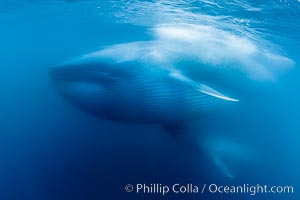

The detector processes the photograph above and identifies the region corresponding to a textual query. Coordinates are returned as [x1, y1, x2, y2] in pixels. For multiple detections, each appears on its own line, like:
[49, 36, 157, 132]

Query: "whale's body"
[50, 40, 240, 178]
[50, 25, 293, 178]
[51, 57, 235, 125]
[51, 25, 293, 119]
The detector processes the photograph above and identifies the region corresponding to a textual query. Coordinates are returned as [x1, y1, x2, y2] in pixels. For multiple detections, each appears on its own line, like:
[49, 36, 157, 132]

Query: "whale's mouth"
[49, 60, 135, 115]
[50, 62, 119, 85]
[49, 62, 115, 115]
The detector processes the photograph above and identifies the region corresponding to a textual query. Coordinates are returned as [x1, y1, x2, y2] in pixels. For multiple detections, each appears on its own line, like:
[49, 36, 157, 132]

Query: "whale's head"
[50, 58, 137, 118]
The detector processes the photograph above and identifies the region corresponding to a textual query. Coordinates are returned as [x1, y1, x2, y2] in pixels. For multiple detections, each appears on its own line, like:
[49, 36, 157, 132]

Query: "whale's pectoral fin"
[197, 84, 239, 102]
[204, 138, 236, 178]
[170, 70, 239, 102]
[210, 153, 235, 178]
[161, 122, 247, 178]
[204, 138, 255, 179]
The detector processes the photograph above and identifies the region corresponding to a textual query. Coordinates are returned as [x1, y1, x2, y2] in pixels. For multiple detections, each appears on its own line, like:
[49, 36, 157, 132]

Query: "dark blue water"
[0, 0, 299, 199]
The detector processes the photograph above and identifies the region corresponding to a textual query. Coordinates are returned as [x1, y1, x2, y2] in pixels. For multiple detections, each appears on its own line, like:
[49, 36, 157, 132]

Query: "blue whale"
[50, 55, 238, 124]
[50, 25, 293, 178]
[50, 43, 240, 178]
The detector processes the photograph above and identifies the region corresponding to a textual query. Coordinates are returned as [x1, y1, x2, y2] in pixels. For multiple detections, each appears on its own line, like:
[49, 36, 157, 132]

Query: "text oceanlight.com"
[124, 183, 294, 196]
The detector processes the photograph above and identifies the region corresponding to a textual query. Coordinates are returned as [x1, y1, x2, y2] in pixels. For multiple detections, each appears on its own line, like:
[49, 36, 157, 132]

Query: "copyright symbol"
[125, 184, 134, 193]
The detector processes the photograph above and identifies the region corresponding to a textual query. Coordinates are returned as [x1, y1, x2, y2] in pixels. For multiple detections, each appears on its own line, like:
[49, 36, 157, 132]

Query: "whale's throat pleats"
[97, 69, 237, 124]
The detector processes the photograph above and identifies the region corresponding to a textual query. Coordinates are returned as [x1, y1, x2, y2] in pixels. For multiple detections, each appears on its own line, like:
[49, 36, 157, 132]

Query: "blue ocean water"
[0, 0, 299, 199]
